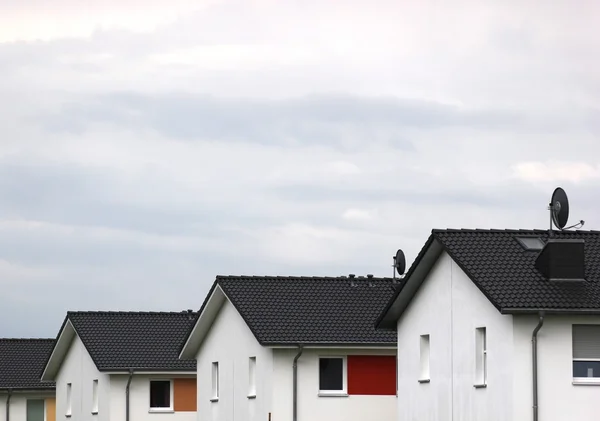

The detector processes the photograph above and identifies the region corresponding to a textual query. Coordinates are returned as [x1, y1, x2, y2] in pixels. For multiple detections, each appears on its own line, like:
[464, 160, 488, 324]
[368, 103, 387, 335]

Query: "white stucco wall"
[271, 348, 397, 421]
[0, 392, 55, 421]
[195, 299, 273, 421]
[55, 335, 110, 421]
[513, 314, 600, 421]
[396, 252, 514, 421]
[109, 374, 197, 421]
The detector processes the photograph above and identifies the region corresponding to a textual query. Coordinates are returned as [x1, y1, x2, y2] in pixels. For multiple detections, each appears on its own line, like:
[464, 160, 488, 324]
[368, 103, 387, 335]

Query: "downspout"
[292, 345, 304, 421]
[532, 312, 545, 421]
[126, 370, 134, 421]
[5, 389, 12, 421]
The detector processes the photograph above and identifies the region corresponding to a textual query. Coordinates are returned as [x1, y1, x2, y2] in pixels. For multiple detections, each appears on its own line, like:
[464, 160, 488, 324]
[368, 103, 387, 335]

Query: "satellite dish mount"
[547, 187, 584, 235]
[392, 249, 406, 281]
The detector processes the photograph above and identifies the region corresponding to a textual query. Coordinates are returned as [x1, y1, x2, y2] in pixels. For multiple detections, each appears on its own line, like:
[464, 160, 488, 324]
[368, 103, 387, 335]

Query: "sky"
[1, 0, 599, 337]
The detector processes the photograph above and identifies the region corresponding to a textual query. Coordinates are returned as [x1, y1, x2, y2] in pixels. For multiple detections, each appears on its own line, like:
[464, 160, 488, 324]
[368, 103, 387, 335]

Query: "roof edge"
[501, 308, 600, 315]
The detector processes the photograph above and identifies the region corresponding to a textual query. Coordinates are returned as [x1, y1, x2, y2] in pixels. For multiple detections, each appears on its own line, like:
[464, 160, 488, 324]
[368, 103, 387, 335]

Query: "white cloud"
[342, 208, 376, 221]
[512, 161, 600, 184]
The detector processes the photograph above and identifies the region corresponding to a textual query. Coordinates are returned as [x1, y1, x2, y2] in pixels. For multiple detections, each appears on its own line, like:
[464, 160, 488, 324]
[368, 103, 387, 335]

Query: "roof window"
[515, 236, 545, 251]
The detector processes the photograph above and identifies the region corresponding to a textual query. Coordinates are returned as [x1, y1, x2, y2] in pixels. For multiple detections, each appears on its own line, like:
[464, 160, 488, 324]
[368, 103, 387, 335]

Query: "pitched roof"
[182, 275, 398, 354]
[0, 339, 56, 390]
[45, 311, 197, 376]
[377, 229, 600, 328]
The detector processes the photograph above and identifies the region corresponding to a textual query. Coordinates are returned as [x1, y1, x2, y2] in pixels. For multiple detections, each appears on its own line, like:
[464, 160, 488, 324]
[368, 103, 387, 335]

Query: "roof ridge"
[433, 228, 600, 234]
[0, 338, 55, 341]
[216, 275, 395, 280]
[67, 310, 197, 315]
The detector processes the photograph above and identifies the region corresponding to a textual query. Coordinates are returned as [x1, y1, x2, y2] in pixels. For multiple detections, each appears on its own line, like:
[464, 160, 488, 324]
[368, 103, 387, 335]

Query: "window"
[573, 324, 600, 382]
[475, 327, 487, 386]
[211, 362, 219, 401]
[66, 383, 72, 417]
[27, 399, 45, 421]
[419, 334, 430, 382]
[318, 356, 347, 395]
[92, 379, 99, 414]
[149, 380, 172, 410]
[248, 357, 257, 397]
[515, 236, 545, 251]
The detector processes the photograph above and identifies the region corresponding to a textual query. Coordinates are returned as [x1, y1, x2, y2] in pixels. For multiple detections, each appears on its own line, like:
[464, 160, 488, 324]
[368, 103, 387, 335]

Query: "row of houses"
[1, 228, 600, 421]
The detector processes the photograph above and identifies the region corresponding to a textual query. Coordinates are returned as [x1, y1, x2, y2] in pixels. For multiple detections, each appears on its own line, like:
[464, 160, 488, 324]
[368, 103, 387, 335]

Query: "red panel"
[347, 355, 396, 395]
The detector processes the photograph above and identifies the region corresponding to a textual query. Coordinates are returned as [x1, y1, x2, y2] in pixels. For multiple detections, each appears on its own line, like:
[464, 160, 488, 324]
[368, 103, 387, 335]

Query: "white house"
[41, 311, 198, 421]
[179, 275, 399, 421]
[0, 339, 56, 421]
[376, 228, 600, 421]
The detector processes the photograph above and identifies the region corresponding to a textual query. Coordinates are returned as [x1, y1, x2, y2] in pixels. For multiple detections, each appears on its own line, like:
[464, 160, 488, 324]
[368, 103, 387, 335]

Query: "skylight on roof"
[515, 236, 545, 251]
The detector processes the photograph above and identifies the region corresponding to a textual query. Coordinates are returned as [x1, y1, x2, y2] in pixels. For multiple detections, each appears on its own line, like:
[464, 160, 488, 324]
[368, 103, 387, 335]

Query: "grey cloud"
[37, 93, 526, 149]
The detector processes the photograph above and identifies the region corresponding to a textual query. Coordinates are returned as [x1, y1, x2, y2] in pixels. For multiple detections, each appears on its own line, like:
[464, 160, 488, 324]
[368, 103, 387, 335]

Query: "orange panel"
[347, 355, 396, 395]
[45, 397, 56, 421]
[173, 378, 197, 412]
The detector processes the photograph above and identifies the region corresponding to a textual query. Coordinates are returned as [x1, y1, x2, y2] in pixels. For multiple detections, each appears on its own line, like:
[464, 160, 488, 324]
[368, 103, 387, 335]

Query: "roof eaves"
[375, 232, 437, 329]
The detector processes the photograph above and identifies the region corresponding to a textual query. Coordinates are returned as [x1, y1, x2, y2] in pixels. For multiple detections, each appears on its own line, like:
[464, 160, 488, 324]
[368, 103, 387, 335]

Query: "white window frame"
[474, 327, 487, 387]
[248, 356, 257, 398]
[66, 383, 72, 417]
[92, 379, 99, 414]
[418, 334, 430, 383]
[317, 355, 347, 396]
[572, 324, 600, 384]
[148, 379, 174, 412]
[211, 362, 219, 401]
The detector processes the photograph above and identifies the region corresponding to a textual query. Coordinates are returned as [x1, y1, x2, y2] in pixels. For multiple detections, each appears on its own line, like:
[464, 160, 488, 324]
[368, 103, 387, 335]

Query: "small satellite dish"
[550, 187, 569, 229]
[394, 249, 406, 276]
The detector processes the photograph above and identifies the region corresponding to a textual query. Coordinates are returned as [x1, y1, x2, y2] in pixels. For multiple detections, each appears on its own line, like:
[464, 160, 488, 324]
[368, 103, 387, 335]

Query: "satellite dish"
[394, 249, 406, 276]
[550, 187, 570, 230]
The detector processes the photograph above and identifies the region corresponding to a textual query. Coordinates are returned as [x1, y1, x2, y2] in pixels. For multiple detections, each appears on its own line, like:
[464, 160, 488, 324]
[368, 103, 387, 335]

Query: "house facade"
[41, 311, 198, 421]
[0, 339, 56, 421]
[179, 275, 399, 421]
[376, 229, 600, 421]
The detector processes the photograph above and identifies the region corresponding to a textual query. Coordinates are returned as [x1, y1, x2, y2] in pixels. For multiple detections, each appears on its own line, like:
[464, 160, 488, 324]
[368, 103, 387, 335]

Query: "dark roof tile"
[216, 275, 397, 345]
[0, 339, 56, 389]
[66, 311, 197, 371]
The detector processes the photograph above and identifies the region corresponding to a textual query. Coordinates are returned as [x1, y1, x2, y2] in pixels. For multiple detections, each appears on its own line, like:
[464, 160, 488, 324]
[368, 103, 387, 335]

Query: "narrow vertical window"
[419, 334, 430, 382]
[66, 383, 72, 417]
[211, 362, 219, 400]
[475, 327, 487, 386]
[248, 357, 257, 397]
[92, 379, 99, 414]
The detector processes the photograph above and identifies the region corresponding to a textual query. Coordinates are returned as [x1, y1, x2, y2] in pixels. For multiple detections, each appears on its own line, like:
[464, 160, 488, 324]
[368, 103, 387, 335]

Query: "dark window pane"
[319, 358, 344, 391]
[573, 361, 600, 378]
[150, 381, 171, 408]
[26, 400, 45, 421]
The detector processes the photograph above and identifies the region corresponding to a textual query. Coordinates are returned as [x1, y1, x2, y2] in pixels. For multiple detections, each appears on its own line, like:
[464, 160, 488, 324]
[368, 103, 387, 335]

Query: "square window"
[149, 380, 172, 409]
[572, 324, 600, 382]
[27, 399, 45, 421]
[318, 357, 346, 394]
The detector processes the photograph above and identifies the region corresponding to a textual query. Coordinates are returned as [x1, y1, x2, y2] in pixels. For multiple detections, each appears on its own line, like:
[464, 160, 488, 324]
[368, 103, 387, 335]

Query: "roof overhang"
[501, 308, 600, 315]
[179, 283, 227, 360]
[376, 237, 444, 330]
[41, 319, 77, 382]
[267, 344, 397, 349]
[103, 370, 197, 375]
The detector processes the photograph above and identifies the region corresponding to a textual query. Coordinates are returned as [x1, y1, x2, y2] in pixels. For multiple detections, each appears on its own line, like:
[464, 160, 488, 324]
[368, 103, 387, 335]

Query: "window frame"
[66, 383, 72, 417]
[572, 324, 600, 385]
[210, 362, 219, 402]
[248, 356, 257, 398]
[148, 379, 174, 412]
[92, 379, 99, 414]
[474, 327, 487, 388]
[418, 334, 430, 383]
[317, 355, 348, 396]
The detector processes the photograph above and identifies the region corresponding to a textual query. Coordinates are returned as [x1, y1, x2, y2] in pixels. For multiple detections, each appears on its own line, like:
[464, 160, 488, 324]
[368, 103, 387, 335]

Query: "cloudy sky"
[1, 0, 599, 337]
